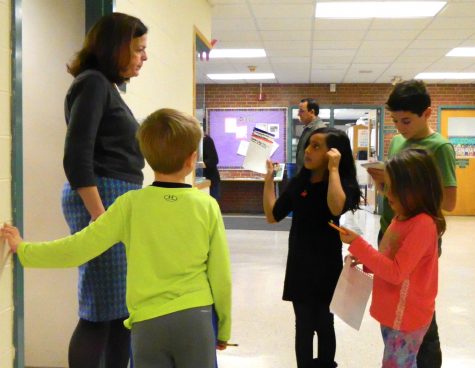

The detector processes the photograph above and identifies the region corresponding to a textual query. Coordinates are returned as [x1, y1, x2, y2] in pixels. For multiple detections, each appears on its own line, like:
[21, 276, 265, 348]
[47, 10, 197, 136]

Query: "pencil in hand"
[328, 221, 348, 235]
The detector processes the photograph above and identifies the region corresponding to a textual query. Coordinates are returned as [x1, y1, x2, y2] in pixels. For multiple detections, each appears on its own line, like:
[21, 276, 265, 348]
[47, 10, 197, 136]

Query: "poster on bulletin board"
[207, 107, 287, 168]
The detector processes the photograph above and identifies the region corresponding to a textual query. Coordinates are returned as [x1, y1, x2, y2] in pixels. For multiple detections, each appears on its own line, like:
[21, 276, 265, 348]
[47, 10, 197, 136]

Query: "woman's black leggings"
[292, 301, 336, 368]
[68, 318, 130, 368]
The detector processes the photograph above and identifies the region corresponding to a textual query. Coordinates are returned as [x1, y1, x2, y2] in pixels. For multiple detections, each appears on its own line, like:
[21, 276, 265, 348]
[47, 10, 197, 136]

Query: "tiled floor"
[217, 212, 475, 368]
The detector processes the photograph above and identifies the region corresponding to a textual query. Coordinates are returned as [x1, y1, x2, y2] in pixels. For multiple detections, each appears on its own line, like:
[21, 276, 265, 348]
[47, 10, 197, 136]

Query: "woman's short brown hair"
[137, 109, 203, 174]
[67, 12, 147, 84]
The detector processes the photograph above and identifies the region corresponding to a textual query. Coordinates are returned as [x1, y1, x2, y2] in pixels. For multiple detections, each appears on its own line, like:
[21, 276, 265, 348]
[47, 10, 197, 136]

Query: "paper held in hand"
[242, 128, 276, 174]
[330, 256, 373, 330]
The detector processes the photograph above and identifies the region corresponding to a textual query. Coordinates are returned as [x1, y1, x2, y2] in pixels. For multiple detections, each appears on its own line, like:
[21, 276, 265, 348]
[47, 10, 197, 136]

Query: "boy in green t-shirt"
[367, 80, 457, 368]
[2, 108, 232, 368]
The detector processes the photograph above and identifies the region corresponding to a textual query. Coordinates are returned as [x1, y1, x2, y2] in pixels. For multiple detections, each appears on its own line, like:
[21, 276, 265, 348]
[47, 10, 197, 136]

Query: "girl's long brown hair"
[386, 148, 446, 236]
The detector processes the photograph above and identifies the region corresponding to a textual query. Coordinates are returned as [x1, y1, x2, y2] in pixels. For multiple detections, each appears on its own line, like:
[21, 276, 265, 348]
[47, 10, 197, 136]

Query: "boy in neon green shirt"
[2, 108, 232, 368]
[367, 80, 456, 368]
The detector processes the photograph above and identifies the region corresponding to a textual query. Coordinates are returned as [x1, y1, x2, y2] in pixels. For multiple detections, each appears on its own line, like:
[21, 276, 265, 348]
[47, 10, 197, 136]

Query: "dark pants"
[417, 313, 442, 368]
[292, 301, 337, 368]
[378, 230, 442, 368]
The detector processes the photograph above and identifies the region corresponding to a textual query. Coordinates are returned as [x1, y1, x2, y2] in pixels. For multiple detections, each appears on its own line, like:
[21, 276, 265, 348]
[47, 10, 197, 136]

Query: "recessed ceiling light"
[207, 73, 275, 80]
[446, 47, 475, 57]
[359, 70, 373, 74]
[315, 1, 446, 19]
[209, 49, 267, 58]
[415, 72, 475, 80]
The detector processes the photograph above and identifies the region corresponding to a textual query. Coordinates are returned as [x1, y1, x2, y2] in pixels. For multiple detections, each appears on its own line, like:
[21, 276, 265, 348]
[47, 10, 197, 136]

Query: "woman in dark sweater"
[263, 128, 361, 368]
[62, 13, 147, 368]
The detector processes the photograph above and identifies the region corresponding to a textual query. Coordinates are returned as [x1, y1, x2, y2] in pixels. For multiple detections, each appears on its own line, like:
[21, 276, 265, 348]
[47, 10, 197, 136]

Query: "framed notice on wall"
[207, 107, 287, 167]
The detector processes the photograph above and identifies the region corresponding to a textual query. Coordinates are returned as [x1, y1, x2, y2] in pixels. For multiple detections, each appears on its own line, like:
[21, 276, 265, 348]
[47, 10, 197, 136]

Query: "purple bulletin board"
[207, 108, 287, 168]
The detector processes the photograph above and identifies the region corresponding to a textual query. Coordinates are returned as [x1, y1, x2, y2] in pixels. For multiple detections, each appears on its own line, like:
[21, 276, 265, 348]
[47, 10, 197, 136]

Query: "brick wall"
[207, 83, 475, 214]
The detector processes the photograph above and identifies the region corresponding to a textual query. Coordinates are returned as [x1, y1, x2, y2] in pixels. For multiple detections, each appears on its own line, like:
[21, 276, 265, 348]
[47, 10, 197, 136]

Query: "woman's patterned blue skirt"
[62, 176, 141, 322]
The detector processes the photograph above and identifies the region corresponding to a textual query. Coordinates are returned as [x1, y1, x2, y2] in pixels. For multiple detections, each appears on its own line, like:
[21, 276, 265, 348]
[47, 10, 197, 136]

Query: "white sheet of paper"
[330, 257, 373, 331]
[237, 140, 249, 156]
[270, 141, 279, 157]
[242, 129, 275, 174]
[225, 118, 237, 133]
[235, 125, 248, 139]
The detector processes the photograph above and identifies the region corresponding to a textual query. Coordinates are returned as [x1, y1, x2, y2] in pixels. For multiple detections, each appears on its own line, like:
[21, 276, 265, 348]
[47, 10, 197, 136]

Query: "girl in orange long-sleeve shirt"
[339, 148, 446, 368]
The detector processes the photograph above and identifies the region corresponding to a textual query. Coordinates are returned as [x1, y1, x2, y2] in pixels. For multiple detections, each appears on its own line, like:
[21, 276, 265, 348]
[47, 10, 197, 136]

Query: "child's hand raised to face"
[0, 223, 23, 253]
[327, 148, 341, 171]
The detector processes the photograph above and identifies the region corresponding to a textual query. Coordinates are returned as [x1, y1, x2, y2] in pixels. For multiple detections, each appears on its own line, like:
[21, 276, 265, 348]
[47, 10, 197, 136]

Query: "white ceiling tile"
[263, 40, 309, 49]
[212, 18, 257, 31]
[312, 49, 357, 58]
[277, 75, 311, 83]
[408, 39, 464, 49]
[438, 2, 475, 17]
[311, 71, 344, 83]
[343, 73, 380, 83]
[428, 17, 475, 29]
[356, 48, 405, 57]
[314, 30, 367, 41]
[395, 54, 442, 64]
[353, 54, 400, 63]
[260, 30, 312, 41]
[250, 4, 315, 18]
[211, 4, 253, 18]
[459, 40, 475, 47]
[269, 56, 310, 64]
[204, 0, 475, 83]
[365, 30, 420, 41]
[428, 58, 475, 70]
[419, 29, 474, 40]
[311, 55, 354, 64]
[313, 63, 350, 71]
[256, 18, 312, 31]
[359, 40, 410, 51]
[213, 30, 261, 41]
[370, 18, 432, 30]
[314, 19, 371, 30]
[399, 49, 449, 58]
[313, 40, 361, 49]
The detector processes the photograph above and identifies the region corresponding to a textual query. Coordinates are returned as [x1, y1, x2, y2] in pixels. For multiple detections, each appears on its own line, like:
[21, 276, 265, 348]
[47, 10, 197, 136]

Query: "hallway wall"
[0, 0, 14, 366]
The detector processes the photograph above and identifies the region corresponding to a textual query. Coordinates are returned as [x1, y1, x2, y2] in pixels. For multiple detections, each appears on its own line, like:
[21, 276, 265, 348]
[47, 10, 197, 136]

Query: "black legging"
[292, 301, 336, 368]
[68, 318, 130, 368]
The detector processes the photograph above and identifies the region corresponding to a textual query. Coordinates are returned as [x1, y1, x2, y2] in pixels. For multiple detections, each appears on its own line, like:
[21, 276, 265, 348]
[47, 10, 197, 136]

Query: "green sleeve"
[18, 194, 128, 268]
[433, 143, 457, 187]
[206, 200, 232, 341]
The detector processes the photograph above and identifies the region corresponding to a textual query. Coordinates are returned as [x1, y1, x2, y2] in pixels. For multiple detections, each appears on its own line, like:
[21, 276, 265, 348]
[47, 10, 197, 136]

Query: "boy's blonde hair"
[137, 108, 202, 174]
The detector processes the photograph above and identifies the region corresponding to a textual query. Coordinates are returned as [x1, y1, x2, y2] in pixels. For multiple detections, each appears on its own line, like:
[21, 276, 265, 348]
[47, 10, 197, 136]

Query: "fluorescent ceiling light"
[207, 73, 275, 80]
[446, 47, 475, 57]
[315, 1, 446, 19]
[209, 49, 266, 58]
[415, 72, 475, 80]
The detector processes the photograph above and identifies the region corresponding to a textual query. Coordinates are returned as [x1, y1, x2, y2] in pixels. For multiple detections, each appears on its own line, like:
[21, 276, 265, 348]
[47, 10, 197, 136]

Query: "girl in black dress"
[263, 127, 360, 368]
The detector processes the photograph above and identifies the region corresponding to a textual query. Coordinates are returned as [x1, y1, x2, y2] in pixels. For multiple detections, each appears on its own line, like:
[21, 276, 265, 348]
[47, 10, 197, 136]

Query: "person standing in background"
[62, 13, 147, 368]
[295, 98, 326, 172]
[203, 133, 221, 201]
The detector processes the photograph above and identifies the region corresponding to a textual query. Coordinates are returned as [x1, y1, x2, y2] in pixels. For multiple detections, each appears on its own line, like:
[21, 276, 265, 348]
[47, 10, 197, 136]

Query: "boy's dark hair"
[67, 12, 148, 84]
[386, 79, 431, 116]
[299, 127, 361, 212]
[300, 98, 320, 116]
[137, 108, 202, 174]
[386, 148, 446, 236]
